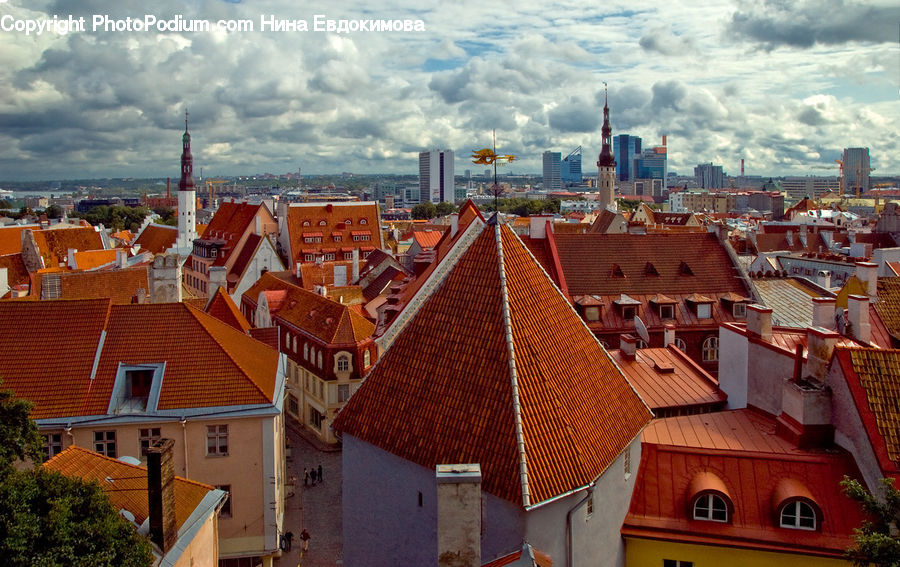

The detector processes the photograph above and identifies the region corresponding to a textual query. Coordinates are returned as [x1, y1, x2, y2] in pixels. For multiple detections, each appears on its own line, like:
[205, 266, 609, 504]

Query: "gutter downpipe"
[565, 483, 595, 567]
[181, 417, 189, 478]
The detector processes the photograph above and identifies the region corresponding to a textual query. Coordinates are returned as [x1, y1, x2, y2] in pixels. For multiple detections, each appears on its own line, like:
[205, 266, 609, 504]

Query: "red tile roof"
[31, 267, 150, 304]
[197, 202, 269, 267]
[625, 409, 866, 558]
[0, 299, 279, 419]
[31, 227, 104, 267]
[0, 253, 29, 291]
[205, 286, 252, 333]
[550, 232, 747, 296]
[134, 224, 177, 254]
[609, 346, 726, 415]
[72, 249, 117, 270]
[0, 225, 37, 255]
[283, 202, 382, 265]
[410, 229, 445, 250]
[333, 218, 652, 507]
[44, 446, 215, 532]
[833, 347, 900, 477]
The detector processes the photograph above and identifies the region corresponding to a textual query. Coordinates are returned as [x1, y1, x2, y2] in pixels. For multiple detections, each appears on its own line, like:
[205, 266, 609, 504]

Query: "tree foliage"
[842, 476, 900, 567]
[482, 197, 560, 216]
[0, 383, 43, 471]
[73, 205, 151, 231]
[411, 202, 437, 220]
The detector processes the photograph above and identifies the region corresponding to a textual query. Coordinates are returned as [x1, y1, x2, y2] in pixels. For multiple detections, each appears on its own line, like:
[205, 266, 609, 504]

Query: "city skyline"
[0, 0, 898, 181]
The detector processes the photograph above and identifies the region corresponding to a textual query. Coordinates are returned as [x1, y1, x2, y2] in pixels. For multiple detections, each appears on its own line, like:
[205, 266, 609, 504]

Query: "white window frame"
[206, 424, 229, 456]
[702, 336, 719, 362]
[780, 500, 817, 530]
[693, 493, 728, 522]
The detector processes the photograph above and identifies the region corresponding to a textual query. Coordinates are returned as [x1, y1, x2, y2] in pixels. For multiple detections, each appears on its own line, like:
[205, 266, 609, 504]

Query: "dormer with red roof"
[277, 201, 383, 268]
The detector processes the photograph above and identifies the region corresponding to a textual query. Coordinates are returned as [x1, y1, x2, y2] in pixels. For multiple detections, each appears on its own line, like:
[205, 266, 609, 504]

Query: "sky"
[0, 0, 898, 181]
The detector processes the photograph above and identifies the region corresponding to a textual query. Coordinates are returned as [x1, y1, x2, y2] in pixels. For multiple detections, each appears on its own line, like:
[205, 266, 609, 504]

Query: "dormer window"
[780, 500, 817, 530]
[622, 306, 636, 321]
[660, 304, 675, 319]
[733, 302, 747, 318]
[697, 303, 711, 319]
[127, 369, 153, 402]
[679, 261, 694, 276]
[111, 363, 164, 415]
[303, 220, 311, 227]
[336, 353, 350, 373]
[644, 262, 659, 276]
[319, 220, 327, 226]
[359, 218, 368, 225]
[610, 264, 625, 278]
[693, 493, 729, 522]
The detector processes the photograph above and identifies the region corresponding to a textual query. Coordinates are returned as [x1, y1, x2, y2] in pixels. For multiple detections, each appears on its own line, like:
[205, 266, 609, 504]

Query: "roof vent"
[679, 261, 694, 276]
[611, 264, 625, 278]
[644, 262, 659, 276]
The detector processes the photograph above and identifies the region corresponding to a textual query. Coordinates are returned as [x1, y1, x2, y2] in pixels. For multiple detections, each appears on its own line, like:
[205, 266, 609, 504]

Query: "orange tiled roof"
[72, 249, 117, 270]
[205, 286, 252, 333]
[284, 202, 382, 265]
[834, 347, 900, 476]
[299, 260, 356, 290]
[873, 278, 900, 342]
[410, 229, 444, 250]
[333, 218, 652, 507]
[550, 232, 748, 296]
[0, 299, 279, 419]
[0, 253, 29, 291]
[32, 267, 149, 304]
[0, 225, 38, 255]
[626, 409, 866, 558]
[44, 446, 214, 531]
[31, 226, 104, 267]
[134, 224, 177, 255]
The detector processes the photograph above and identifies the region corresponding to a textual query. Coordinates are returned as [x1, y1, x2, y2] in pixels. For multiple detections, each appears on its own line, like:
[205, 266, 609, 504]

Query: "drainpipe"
[180, 418, 189, 478]
[565, 484, 594, 567]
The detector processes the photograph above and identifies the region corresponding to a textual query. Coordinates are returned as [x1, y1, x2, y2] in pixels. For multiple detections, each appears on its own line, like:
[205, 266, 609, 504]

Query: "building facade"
[614, 134, 642, 181]
[842, 147, 871, 196]
[542, 151, 561, 191]
[695, 163, 725, 189]
[419, 149, 455, 204]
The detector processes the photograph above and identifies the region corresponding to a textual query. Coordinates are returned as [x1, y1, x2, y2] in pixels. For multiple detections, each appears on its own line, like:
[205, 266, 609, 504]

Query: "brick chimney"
[746, 304, 773, 341]
[147, 438, 177, 554]
[847, 294, 871, 344]
[812, 297, 836, 329]
[663, 324, 675, 347]
[855, 262, 878, 298]
[620, 334, 637, 359]
[437, 464, 481, 567]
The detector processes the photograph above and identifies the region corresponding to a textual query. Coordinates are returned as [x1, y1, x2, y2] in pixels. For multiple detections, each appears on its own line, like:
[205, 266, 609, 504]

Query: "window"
[217, 485, 232, 517]
[288, 394, 300, 416]
[660, 304, 675, 319]
[125, 369, 153, 410]
[309, 406, 324, 430]
[622, 306, 636, 321]
[344, 252, 353, 260]
[696, 303, 711, 319]
[352, 234, 370, 242]
[693, 493, 728, 522]
[338, 384, 350, 403]
[304, 254, 314, 262]
[702, 336, 719, 362]
[674, 338, 687, 352]
[337, 354, 350, 373]
[139, 428, 161, 456]
[418, 491, 423, 507]
[304, 343, 309, 360]
[94, 431, 117, 458]
[359, 218, 368, 225]
[324, 253, 335, 261]
[624, 449, 631, 479]
[302, 220, 310, 227]
[319, 220, 327, 226]
[733, 302, 747, 318]
[585, 306, 600, 322]
[43, 433, 62, 462]
[780, 500, 816, 530]
[586, 494, 594, 517]
[363, 350, 371, 368]
[333, 234, 342, 242]
[663, 561, 694, 567]
[317, 352, 323, 369]
[206, 425, 228, 456]
[317, 380, 323, 399]
[292, 336, 297, 353]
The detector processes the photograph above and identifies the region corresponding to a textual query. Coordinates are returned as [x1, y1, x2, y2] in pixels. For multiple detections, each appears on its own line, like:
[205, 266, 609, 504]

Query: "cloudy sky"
[0, 0, 897, 181]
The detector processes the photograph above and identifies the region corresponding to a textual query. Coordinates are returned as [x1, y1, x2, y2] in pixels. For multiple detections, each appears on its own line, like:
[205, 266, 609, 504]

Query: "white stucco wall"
[718, 326, 749, 409]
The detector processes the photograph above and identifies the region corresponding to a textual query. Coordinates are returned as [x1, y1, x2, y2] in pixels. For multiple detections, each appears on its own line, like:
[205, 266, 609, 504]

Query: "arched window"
[780, 500, 816, 530]
[693, 493, 729, 522]
[359, 218, 367, 225]
[337, 354, 350, 373]
[302, 220, 310, 227]
[702, 336, 719, 362]
[674, 338, 687, 351]
[319, 220, 327, 226]
[317, 352, 323, 369]
[304, 343, 309, 360]
[363, 349, 371, 368]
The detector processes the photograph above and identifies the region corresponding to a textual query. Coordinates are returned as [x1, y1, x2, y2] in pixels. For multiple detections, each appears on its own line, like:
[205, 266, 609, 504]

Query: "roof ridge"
[184, 303, 272, 403]
[47, 446, 216, 490]
[494, 222, 531, 508]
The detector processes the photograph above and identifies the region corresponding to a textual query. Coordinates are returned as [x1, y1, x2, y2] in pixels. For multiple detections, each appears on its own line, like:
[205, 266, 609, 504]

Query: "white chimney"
[746, 304, 773, 341]
[528, 215, 554, 240]
[816, 270, 831, 289]
[334, 265, 347, 287]
[786, 230, 793, 247]
[436, 464, 481, 567]
[209, 266, 227, 298]
[116, 248, 128, 269]
[0, 267, 8, 298]
[847, 294, 871, 344]
[352, 248, 360, 283]
[296, 261, 302, 280]
[805, 326, 840, 383]
[620, 334, 637, 359]
[855, 262, 878, 298]
[67, 248, 78, 269]
[450, 213, 459, 238]
[663, 324, 675, 347]
[811, 297, 836, 330]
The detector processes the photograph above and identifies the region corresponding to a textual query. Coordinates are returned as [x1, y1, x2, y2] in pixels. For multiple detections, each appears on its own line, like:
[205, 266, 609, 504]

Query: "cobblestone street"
[275, 423, 343, 567]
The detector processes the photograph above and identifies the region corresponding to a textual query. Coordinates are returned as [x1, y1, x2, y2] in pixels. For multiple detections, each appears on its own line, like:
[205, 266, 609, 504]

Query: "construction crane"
[205, 179, 227, 203]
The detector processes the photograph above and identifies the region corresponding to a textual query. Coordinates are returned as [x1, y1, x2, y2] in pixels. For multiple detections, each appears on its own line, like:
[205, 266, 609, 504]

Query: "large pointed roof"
[333, 216, 652, 508]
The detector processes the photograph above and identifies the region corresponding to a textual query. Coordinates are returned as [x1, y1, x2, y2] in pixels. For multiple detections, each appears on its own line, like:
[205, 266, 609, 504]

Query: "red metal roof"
[333, 219, 652, 507]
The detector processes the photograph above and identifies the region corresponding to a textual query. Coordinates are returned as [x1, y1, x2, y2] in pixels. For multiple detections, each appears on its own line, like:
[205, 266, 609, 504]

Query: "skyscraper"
[561, 146, 583, 184]
[613, 135, 641, 181]
[842, 147, 871, 196]
[694, 163, 725, 189]
[419, 150, 455, 204]
[543, 151, 562, 191]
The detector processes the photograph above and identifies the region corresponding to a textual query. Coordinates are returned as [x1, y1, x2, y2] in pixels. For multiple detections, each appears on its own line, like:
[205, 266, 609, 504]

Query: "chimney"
[805, 326, 840, 383]
[855, 261, 878, 298]
[0, 267, 8, 298]
[333, 264, 347, 287]
[295, 261, 302, 280]
[816, 270, 831, 290]
[799, 224, 808, 248]
[777, 328, 836, 448]
[436, 464, 481, 567]
[255, 215, 261, 235]
[136, 288, 147, 304]
[746, 304, 773, 341]
[352, 248, 360, 283]
[116, 248, 128, 269]
[528, 215, 554, 239]
[619, 334, 637, 359]
[209, 266, 227, 298]
[449, 213, 459, 238]
[67, 248, 78, 269]
[147, 438, 177, 554]
[847, 294, 871, 344]
[811, 297, 836, 329]
[149, 253, 182, 303]
[663, 324, 675, 347]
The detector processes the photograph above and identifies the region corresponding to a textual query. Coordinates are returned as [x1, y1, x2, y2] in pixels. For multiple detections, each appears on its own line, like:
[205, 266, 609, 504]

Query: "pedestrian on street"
[303, 468, 309, 487]
[300, 528, 310, 552]
[285, 531, 294, 551]
[317, 464, 323, 483]
[310, 468, 316, 485]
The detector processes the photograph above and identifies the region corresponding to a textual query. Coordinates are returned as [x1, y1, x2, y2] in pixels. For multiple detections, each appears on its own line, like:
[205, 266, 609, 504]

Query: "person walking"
[284, 531, 294, 551]
[300, 528, 310, 552]
[317, 464, 323, 483]
[303, 468, 309, 487]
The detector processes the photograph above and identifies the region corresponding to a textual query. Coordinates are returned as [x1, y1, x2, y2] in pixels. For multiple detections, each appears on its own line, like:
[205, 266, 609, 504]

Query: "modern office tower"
[561, 146, 583, 184]
[694, 163, 725, 189]
[634, 147, 668, 186]
[842, 147, 871, 195]
[613, 134, 642, 181]
[543, 151, 562, 191]
[419, 149, 455, 204]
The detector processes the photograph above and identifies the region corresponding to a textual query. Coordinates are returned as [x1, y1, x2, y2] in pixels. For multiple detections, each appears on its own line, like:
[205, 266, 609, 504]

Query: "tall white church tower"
[174, 110, 198, 256]
[597, 88, 617, 211]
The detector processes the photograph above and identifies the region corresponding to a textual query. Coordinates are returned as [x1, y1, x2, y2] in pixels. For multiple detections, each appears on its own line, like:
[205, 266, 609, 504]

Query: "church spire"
[597, 84, 615, 168]
[596, 84, 617, 211]
[178, 109, 195, 192]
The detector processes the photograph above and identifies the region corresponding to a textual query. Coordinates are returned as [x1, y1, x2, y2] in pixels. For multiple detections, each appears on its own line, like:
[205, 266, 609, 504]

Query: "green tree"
[44, 205, 64, 219]
[411, 202, 437, 220]
[0, 383, 42, 471]
[842, 476, 900, 567]
[434, 202, 458, 217]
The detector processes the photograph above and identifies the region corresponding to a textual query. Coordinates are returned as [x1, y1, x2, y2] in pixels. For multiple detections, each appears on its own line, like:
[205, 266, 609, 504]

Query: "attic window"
[644, 262, 659, 276]
[693, 493, 729, 522]
[733, 303, 747, 318]
[303, 220, 311, 227]
[359, 218, 368, 225]
[780, 500, 817, 530]
[319, 220, 327, 226]
[679, 261, 694, 276]
[660, 304, 675, 319]
[345, 219, 352, 225]
[611, 264, 625, 278]
[622, 306, 637, 321]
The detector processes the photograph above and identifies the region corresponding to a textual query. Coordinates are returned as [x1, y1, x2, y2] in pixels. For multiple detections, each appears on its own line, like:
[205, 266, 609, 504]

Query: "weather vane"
[472, 130, 516, 210]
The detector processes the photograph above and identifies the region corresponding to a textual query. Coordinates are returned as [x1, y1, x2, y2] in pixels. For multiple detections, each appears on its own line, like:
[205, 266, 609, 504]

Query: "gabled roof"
[0, 252, 29, 292]
[134, 224, 177, 255]
[333, 217, 652, 508]
[205, 286, 252, 333]
[0, 299, 279, 419]
[32, 266, 150, 304]
[833, 347, 900, 477]
[409, 228, 445, 250]
[72, 249, 116, 270]
[283, 202, 382, 265]
[44, 446, 217, 533]
[587, 209, 619, 233]
[0, 225, 39, 255]
[199, 201, 262, 243]
[551, 232, 747, 296]
[31, 226, 104, 267]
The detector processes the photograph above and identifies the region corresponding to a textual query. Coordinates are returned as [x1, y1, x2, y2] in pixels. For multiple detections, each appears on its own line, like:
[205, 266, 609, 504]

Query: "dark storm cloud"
[730, 0, 900, 48]
[650, 81, 687, 112]
[798, 106, 829, 126]
[548, 103, 600, 133]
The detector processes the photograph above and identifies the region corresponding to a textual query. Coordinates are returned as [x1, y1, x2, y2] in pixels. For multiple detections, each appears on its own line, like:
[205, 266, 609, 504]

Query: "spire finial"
[603, 81, 608, 107]
[184, 109, 189, 132]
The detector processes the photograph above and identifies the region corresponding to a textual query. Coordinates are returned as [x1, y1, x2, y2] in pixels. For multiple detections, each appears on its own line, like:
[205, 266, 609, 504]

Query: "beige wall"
[173, 511, 219, 567]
